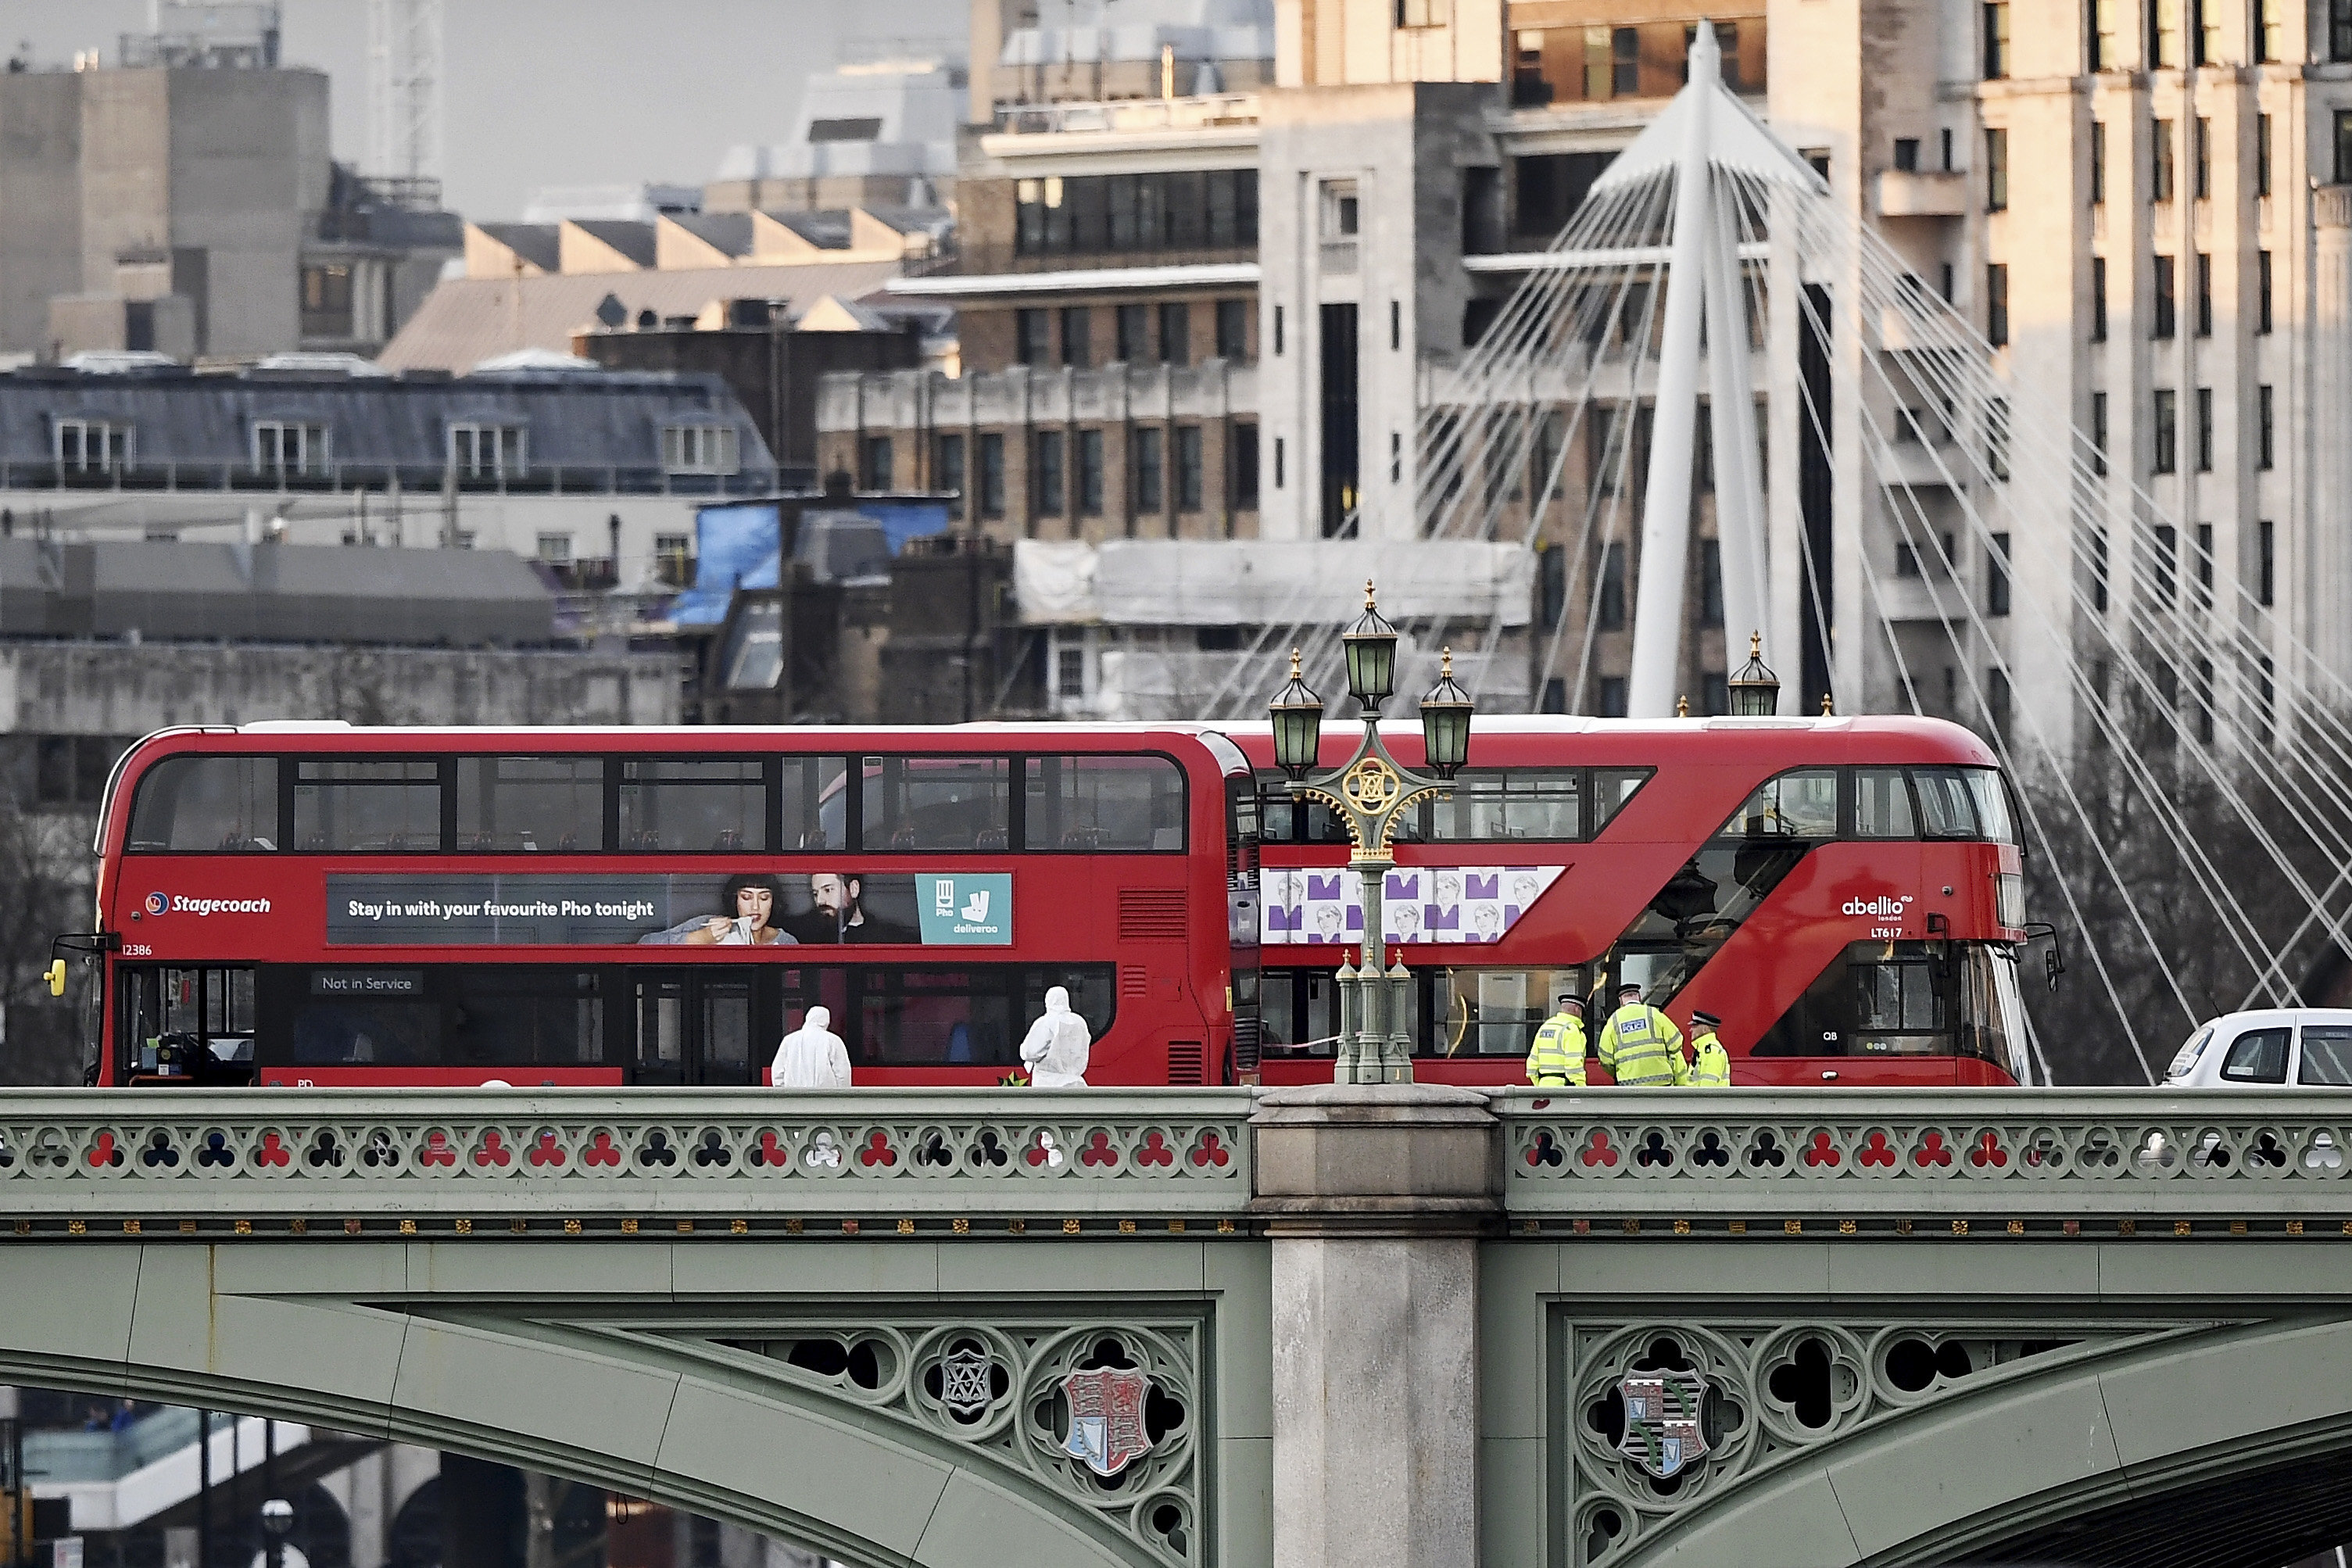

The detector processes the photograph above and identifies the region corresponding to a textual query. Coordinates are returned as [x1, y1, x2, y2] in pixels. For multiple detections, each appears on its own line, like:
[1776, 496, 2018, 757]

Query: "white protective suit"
[770, 1006, 851, 1089]
[1019, 986, 1092, 1088]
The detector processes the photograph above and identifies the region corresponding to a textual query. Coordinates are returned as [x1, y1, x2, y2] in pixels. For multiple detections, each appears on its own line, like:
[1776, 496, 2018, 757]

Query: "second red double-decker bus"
[65, 714, 2033, 1090]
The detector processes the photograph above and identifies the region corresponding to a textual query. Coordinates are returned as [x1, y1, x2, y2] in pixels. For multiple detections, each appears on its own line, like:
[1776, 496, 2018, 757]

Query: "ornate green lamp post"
[1266, 582, 1477, 1085]
[1727, 632, 1781, 717]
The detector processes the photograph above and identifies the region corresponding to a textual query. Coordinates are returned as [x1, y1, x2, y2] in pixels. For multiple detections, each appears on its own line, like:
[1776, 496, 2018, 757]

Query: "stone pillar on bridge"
[2311, 185, 2352, 688]
[1252, 1085, 1500, 1568]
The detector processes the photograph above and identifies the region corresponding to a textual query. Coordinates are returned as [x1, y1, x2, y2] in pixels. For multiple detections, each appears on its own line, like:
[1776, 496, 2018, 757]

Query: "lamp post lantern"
[1265, 582, 1477, 1084]
[1727, 631, 1781, 717]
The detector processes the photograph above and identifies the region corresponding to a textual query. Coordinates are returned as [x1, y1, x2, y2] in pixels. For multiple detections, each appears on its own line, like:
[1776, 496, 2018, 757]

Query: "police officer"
[1595, 980, 1685, 1087]
[1683, 1009, 1731, 1087]
[1525, 992, 1588, 1087]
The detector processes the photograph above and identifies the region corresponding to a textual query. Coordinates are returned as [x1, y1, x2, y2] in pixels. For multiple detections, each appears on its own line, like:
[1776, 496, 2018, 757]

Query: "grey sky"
[0, 0, 967, 220]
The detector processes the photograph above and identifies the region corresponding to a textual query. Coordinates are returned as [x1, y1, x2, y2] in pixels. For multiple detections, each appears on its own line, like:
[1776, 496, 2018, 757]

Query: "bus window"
[456, 757, 604, 852]
[1027, 755, 1186, 850]
[861, 756, 1011, 851]
[1911, 768, 1980, 839]
[856, 968, 1018, 1066]
[1962, 768, 2017, 844]
[1426, 967, 1587, 1057]
[1427, 769, 1582, 842]
[294, 759, 443, 852]
[1019, 965, 1115, 1041]
[784, 756, 851, 850]
[1591, 768, 1652, 832]
[618, 758, 767, 852]
[127, 755, 279, 851]
[1257, 772, 1353, 845]
[1723, 768, 1838, 839]
[1260, 971, 1337, 1056]
[446, 968, 607, 1067]
[1852, 768, 1917, 838]
[120, 965, 257, 1079]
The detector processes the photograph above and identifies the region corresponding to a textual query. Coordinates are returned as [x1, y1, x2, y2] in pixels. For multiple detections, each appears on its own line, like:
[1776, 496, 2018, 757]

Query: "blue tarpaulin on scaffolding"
[669, 499, 954, 627]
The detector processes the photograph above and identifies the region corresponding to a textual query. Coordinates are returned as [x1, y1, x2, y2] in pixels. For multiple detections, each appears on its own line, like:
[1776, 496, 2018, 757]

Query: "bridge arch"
[0, 1240, 1197, 1568]
[1629, 1313, 2352, 1567]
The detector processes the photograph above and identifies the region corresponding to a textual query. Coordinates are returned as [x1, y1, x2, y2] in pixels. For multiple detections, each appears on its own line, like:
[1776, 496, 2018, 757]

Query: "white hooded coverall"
[1018, 986, 1092, 1087]
[770, 1005, 851, 1089]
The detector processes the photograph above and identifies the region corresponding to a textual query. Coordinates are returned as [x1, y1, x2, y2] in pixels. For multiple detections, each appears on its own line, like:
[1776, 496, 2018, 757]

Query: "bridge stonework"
[9, 1088, 2352, 1566]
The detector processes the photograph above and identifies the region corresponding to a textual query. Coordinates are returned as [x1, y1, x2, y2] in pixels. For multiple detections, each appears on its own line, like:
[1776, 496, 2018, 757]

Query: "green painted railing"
[0, 1089, 1255, 1224]
[1498, 1089, 2352, 1219]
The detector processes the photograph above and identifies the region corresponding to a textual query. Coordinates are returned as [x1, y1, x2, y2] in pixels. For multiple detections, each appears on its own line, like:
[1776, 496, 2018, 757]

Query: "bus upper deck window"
[128, 756, 279, 851]
[1962, 768, 2017, 844]
[618, 758, 767, 854]
[862, 756, 1011, 851]
[295, 759, 443, 853]
[1725, 768, 1837, 839]
[1911, 768, 1981, 839]
[1029, 755, 1186, 850]
[786, 756, 851, 851]
[457, 757, 604, 852]
[1852, 768, 1917, 838]
[1590, 768, 1651, 832]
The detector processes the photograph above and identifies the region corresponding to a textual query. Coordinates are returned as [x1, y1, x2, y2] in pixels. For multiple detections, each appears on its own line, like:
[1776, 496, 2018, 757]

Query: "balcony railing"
[0, 460, 783, 499]
[992, 93, 1260, 136]
[938, 240, 1257, 278]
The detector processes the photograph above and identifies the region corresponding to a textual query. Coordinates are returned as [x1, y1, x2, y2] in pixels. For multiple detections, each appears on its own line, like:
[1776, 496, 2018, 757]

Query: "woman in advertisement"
[640, 873, 798, 946]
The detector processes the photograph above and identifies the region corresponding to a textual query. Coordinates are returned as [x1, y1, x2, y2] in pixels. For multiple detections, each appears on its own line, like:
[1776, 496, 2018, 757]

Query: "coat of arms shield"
[1617, 1369, 1711, 1479]
[1061, 1366, 1154, 1477]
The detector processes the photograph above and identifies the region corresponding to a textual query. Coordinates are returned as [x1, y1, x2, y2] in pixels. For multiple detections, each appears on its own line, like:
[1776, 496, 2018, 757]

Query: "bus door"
[627, 971, 771, 1086]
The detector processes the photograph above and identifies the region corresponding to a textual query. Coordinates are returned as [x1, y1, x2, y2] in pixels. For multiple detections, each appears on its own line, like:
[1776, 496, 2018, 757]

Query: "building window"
[34, 736, 130, 809]
[1158, 301, 1190, 367]
[664, 424, 739, 475]
[1273, 435, 1284, 490]
[2153, 120, 2175, 202]
[1987, 669, 2011, 739]
[1056, 644, 1087, 700]
[2338, 111, 2352, 184]
[2260, 518, 2275, 604]
[1986, 263, 2009, 346]
[1078, 429, 1104, 515]
[1059, 306, 1090, 368]
[1273, 304, 1283, 356]
[2196, 387, 2214, 471]
[2153, 388, 2178, 474]
[1175, 425, 1204, 512]
[2154, 524, 2178, 603]
[1983, 2, 2010, 77]
[978, 432, 1006, 517]
[1394, 0, 1452, 27]
[860, 434, 893, 491]
[300, 263, 354, 338]
[1598, 541, 1627, 630]
[2092, 529, 2110, 611]
[1988, 532, 2011, 617]
[2193, 116, 2211, 199]
[252, 420, 328, 477]
[2092, 391, 2109, 478]
[448, 424, 524, 479]
[1986, 396, 2010, 481]
[1008, 170, 1263, 255]
[536, 533, 573, 565]
[2259, 250, 2273, 334]
[1215, 299, 1248, 361]
[2197, 0, 2220, 63]
[1233, 421, 1259, 510]
[2153, 255, 2177, 339]
[1016, 307, 1049, 367]
[2259, 3, 2281, 63]
[2196, 521, 2214, 610]
[2090, 121, 2106, 204]
[1894, 137, 1920, 172]
[2092, 256, 2108, 342]
[936, 434, 965, 519]
[1116, 303, 1150, 363]
[1609, 27, 1638, 95]
[1134, 427, 1165, 513]
[2092, 0, 2122, 68]
[1321, 179, 1361, 239]
[52, 417, 132, 474]
[1035, 429, 1065, 516]
[2195, 252, 2211, 336]
[653, 532, 693, 587]
[1985, 128, 2007, 210]
[2153, 0, 2182, 66]
[2259, 384, 2275, 469]
[1598, 676, 1628, 718]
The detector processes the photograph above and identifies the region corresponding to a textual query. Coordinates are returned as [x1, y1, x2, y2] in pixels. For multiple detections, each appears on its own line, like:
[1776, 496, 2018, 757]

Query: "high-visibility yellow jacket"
[1597, 1002, 1684, 1087]
[1526, 1011, 1587, 1087]
[1682, 1029, 1731, 1087]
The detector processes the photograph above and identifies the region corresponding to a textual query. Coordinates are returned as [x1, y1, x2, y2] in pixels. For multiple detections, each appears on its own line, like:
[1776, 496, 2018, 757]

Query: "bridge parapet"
[0, 1088, 1255, 1226]
[1501, 1089, 2352, 1225]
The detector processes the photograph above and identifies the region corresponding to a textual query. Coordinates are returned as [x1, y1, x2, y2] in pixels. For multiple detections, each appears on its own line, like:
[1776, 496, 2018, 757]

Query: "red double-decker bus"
[70, 722, 1253, 1089]
[66, 714, 2031, 1090]
[1231, 714, 2033, 1088]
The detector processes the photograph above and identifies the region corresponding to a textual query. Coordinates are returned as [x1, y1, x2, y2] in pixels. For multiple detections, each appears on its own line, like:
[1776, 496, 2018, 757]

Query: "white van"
[2162, 1009, 2352, 1087]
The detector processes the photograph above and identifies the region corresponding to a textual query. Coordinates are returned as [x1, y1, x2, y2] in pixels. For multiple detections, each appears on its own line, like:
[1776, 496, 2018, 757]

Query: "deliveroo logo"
[918, 873, 1013, 945]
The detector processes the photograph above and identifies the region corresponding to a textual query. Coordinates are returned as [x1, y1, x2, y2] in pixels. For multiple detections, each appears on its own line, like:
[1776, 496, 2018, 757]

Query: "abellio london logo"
[145, 890, 272, 917]
[1842, 894, 1914, 918]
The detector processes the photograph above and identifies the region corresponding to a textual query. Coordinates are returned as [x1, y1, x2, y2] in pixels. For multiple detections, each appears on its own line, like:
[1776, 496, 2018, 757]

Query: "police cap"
[1616, 981, 1643, 1000]
[1555, 993, 1584, 1013]
[1691, 1009, 1722, 1030]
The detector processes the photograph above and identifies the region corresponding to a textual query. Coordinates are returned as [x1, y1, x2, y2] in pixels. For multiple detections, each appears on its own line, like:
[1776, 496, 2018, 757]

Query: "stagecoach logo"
[1060, 1367, 1154, 1477]
[143, 890, 270, 917]
[1618, 1369, 1711, 1480]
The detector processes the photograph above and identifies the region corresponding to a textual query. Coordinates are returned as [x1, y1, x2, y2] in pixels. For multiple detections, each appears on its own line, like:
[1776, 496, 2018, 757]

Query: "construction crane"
[367, 0, 443, 206]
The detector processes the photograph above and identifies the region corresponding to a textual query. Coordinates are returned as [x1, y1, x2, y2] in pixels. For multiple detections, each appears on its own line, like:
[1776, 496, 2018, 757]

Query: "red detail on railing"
[755, 1130, 787, 1167]
[472, 1129, 513, 1168]
[1079, 1130, 1120, 1168]
[1913, 1131, 1953, 1168]
[1967, 1130, 2010, 1169]
[1188, 1130, 1230, 1169]
[85, 1131, 118, 1169]
[581, 1131, 621, 1168]
[857, 1130, 897, 1169]
[1858, 1131, 1897, 1168]
[527, 1131, 566, 1168]
[1578, 1130, 1619, 1169]
[1136, 1130, 1175, 1168]
[1802, 1131, 1842, 1168]
[256, 1132, 291, 1169]
[419, 1131, 457, 1169]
